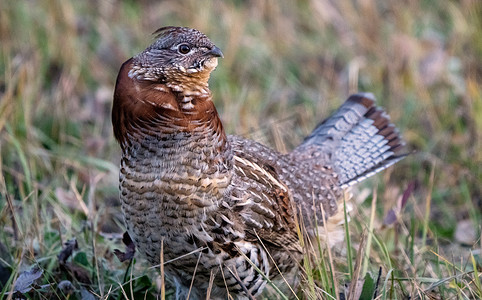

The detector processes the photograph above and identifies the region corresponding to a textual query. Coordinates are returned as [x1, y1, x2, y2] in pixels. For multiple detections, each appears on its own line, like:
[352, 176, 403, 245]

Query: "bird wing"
[227, 135, 301, 253]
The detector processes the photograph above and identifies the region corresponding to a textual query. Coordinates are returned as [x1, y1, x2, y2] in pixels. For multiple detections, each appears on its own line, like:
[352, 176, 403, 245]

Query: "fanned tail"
[292, 93, 407, 188]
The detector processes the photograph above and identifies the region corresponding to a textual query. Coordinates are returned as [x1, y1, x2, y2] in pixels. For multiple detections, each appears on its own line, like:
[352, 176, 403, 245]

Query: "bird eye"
[178, 44, 191, 54]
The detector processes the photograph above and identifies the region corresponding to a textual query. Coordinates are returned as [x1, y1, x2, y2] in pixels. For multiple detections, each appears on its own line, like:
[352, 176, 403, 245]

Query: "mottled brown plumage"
[112, 26, 406, 299]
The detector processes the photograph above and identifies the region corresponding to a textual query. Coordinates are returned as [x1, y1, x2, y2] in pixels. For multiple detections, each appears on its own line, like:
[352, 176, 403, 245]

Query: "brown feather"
[112, 59, 226, 151]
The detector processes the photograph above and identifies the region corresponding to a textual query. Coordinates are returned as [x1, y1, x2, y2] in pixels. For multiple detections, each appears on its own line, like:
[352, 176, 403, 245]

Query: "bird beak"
[208, 46, 224, 58]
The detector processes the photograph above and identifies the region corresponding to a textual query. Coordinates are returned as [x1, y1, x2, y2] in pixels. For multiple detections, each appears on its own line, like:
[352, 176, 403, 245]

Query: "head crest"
[153, 26, 182, 39]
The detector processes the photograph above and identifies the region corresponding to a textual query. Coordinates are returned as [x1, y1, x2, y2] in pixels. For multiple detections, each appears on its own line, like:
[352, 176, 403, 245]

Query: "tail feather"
[292, 93, 406, 187]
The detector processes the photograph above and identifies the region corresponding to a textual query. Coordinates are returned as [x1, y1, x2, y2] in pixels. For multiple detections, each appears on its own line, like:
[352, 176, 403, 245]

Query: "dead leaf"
[57, 280, 75, 296]
[80, 288, 96, 300]
[61, 262, 92, 284]
[383, 181, 416, 226]
[13, 266, 43, 293]
[455, 219, 476, 245]
[383, 209, 398, 226]
[114, 231, 136, 262]
[400, 180, 416, 209]
[58, 239, 91, 284]
[58, 239, 78, 264]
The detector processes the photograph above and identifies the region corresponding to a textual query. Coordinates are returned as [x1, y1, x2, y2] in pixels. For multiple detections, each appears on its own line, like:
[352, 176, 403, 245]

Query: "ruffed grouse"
[112, 26, 406, 299]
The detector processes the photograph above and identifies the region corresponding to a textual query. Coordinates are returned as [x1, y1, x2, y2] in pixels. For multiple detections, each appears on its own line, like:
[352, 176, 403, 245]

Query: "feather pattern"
[112, 27, 406, 299]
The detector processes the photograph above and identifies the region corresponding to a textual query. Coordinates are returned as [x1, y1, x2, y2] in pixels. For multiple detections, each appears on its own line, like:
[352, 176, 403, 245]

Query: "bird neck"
[164, 72, 211, 98]
[112, 58, 229, 157]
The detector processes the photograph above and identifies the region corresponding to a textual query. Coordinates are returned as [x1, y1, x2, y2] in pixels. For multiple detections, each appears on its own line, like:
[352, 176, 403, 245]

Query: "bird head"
[128, 26, 223, 94]
[113, 27, 226, 148]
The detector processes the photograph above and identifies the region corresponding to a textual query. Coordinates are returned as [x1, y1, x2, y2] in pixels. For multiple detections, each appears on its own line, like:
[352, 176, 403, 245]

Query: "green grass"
[1, 0, 481, 299]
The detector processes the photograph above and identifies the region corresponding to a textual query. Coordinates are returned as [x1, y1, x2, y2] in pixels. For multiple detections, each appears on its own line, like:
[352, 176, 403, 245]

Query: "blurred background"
[0, 0, 480, 298]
